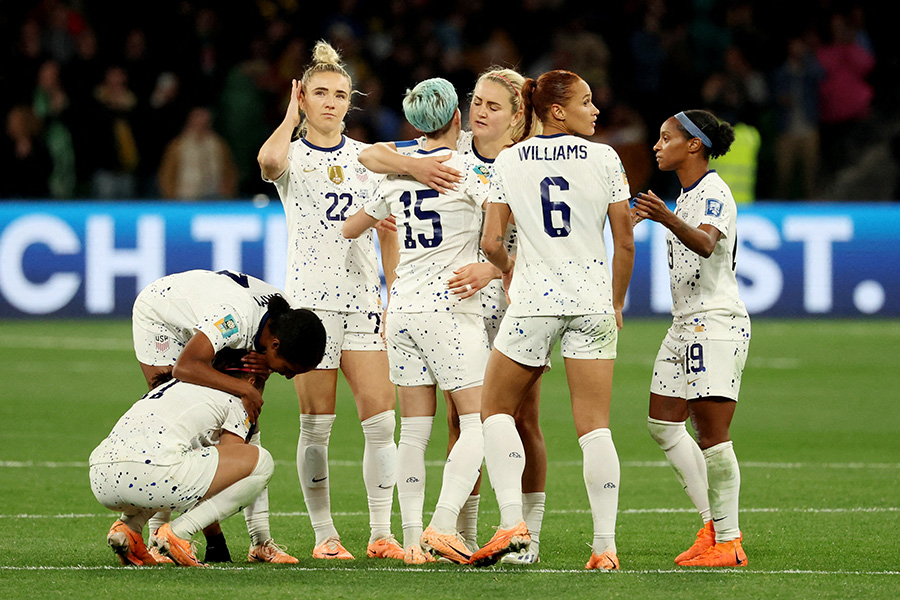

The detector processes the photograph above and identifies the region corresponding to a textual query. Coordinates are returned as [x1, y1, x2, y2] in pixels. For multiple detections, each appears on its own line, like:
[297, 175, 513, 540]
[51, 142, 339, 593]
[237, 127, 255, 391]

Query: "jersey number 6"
[541, 177, 571, 238]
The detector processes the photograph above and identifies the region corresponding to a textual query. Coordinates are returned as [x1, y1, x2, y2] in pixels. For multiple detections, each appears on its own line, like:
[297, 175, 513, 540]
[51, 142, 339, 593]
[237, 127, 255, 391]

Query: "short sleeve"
[193, 306, 250, 353]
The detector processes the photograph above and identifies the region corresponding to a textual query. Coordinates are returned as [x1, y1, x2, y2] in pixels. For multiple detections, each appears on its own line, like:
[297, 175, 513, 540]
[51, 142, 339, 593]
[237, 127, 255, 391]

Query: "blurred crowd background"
[2, 0, 896, 203]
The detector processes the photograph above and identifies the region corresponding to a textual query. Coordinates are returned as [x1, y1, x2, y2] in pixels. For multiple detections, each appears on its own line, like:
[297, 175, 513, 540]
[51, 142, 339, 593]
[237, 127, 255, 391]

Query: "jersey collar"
[301, 135, 346, 152]
[416, 146, 453, 155]
[683, 169, 716, 193]
[472, 143, 494, 164]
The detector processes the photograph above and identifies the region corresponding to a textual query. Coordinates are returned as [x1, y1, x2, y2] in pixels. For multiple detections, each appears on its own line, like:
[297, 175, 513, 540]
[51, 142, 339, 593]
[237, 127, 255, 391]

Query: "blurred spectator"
[709, 120, 761, 204]
[157, 107, 238, 200]
[772, 35, 825, 199]
[33, 59, 76, 198]
[816, 12, 875, 177]
[0, 105, 53, 198]
[89, 65, 140, 199]
[134, 71, 190, 197]
[593, 102, 652, 196]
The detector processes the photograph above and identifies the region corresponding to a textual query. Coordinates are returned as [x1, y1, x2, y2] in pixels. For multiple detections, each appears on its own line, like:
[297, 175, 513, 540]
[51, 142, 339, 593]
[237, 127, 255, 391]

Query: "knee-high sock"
[456, 494, 480, 546]
[579, 428, 619, 555]
[429, 413, 483, 532]
[297, 413, 337, 545]
[171, 448, 274, 539]
[119, 508, 154, 534]
[243, 431, 271, 546]
[522, 491, 546, 548]
[397, 416, 433, 548]
[704, 441, 741, 542]
[148, 510, 171, 539]
[648, 417, 711, 522]
[483, 413, 525, 529]
[361, 410, 398, 541]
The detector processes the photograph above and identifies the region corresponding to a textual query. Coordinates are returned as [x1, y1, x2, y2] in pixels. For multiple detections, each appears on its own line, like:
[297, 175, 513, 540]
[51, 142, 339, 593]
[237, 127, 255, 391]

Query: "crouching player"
[89, 349, 307, 567]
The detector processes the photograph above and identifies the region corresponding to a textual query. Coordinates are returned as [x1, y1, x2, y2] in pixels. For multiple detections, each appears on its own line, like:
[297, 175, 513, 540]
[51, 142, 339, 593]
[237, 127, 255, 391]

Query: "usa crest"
[328, 165, 345, 184]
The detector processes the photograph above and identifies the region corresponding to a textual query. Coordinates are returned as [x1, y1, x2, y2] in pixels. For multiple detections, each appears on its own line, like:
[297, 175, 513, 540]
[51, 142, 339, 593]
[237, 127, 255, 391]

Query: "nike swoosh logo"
[688, 378, 700, 385]
[324, 551, 339, 557]
[377, 484, 392, 489]
[303, 167, 317, 173]
[712, 516, 727, 522]
[312, 476, 327, 483]
[447, 542, 472, 561]
[735, 549, 743, 565]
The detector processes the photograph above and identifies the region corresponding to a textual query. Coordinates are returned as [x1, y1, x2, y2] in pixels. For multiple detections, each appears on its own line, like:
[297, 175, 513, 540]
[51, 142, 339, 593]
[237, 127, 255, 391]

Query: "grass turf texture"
[0, 318, 898, 599]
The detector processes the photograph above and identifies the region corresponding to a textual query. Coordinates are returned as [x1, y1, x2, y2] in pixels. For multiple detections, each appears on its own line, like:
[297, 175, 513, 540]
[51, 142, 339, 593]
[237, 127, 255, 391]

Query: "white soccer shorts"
[308, 308, 388, 369]
[650, 328, 749, 401]
[132, 294, 186, 366]
[494, 313, 618, 368]
[386, 311, 490, 391]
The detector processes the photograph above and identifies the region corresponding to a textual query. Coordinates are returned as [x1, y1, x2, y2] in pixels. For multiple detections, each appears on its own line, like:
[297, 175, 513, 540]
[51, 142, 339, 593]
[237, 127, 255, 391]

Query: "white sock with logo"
[297, 413, 337, 545]
[483, 413, 525, 529]
[429, 412, 483, 532]
[704, 441, 741, 542]
[648, 417, 712, 522]
[579, 428, 619, 555]
[397, 416, 433, 549]
[361, 410, 397, 542]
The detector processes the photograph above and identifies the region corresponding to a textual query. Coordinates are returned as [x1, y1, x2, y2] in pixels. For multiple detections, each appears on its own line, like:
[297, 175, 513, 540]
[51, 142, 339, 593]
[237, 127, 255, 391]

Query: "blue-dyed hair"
[402, 78, 458, 135]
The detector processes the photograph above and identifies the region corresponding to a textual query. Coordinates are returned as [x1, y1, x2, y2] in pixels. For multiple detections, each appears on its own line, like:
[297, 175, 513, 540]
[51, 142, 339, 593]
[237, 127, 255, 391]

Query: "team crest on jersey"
[705, 198, 723, 217]
[328, 165, 345, 184]
[215, 314, 239, 338]
[473, 164, 492, 184]
[154, 334, 170, 353]
[354, 165, 368, 183]
[619, 160, 629, 185]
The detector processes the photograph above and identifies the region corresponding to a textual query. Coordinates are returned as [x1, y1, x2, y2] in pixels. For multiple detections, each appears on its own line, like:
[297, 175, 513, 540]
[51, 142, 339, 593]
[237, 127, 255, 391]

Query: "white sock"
[704, 441, 741, 542]
[483, 413, 525, 529]
[172, 447, 274, 539]
[397, 415, 433, 548]
[243, 431, 271, 546]
[297, 413, 338, 545]
[148, 510, 171, 539]
[579, 428, 619, 555]
[430, 412, 483, 532]
[522, 491, 545, 549]
[361, 410, 397, 542]
[119, 509, 154, 534]
[457, 494, 480, 546]
[648, 417, 712, 522]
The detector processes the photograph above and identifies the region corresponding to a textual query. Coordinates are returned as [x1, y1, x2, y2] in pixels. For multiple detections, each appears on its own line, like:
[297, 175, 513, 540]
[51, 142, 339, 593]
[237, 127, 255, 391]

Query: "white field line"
[4, 460, 899, 470]
[3, 507, 898, 520]
[0, 565, 897, 576]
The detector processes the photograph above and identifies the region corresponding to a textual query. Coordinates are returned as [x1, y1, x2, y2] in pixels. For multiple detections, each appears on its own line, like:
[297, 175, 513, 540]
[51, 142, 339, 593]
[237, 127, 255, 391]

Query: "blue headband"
[674, 112, 712, 148]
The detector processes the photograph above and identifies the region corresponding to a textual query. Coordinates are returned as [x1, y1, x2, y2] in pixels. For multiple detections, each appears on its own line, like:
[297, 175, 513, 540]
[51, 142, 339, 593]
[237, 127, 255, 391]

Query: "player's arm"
[608, 200, 636, 329]
[172, 334, 264, 423]
[257, 79, 301, 181]
[359, 142, 461, 194]
[632, 190, 720, 257]
[481, 202, 514, 275]
[376, 224, 399, 294]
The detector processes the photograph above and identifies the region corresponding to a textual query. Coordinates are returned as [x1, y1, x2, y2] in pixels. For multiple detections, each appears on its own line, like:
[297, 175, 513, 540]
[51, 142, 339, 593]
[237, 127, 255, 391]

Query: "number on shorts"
[217, 270, 249, 288]
[687, 343, 705, 374]
[540, 176, 571, 238]
[667, 238, 674, 270]
[367, 311, 382, 334]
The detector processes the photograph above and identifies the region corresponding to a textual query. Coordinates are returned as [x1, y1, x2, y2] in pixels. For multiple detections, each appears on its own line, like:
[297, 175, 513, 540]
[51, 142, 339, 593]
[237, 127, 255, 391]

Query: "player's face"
[562, 79, 598, 136]
[264, 348, 307, 380]
[653, 117, 689, 172]
[469, 80, 520, 143]
[300, 71, 351, 134]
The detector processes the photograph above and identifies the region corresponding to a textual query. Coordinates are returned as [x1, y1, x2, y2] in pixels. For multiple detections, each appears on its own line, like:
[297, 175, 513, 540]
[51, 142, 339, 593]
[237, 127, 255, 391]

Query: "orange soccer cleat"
[675, 520, 716, 565]
[469, 522, 529, 567]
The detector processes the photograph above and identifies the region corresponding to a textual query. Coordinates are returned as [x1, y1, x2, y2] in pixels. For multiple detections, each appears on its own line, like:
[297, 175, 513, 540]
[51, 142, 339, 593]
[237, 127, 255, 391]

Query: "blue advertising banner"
[0, 201, 897, 317]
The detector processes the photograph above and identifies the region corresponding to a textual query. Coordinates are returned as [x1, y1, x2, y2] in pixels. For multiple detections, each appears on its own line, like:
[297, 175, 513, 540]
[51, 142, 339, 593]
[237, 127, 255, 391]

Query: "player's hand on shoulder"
[410, 154, 462, 194]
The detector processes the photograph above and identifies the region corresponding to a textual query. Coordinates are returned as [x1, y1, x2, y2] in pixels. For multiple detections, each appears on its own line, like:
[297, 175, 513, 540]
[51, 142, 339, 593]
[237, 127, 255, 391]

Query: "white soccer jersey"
[135, 269, 282, 354]
[268, 136, 385, 313]
[667, 170, 751, 340]
[490, 133, 630, 317]
[89, 379, 251, 466]
[364, 148, 489, 314]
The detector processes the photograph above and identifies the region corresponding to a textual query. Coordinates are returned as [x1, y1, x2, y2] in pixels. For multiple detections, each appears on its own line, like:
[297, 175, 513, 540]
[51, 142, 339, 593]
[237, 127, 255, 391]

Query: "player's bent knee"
[647, 417, 688, 451]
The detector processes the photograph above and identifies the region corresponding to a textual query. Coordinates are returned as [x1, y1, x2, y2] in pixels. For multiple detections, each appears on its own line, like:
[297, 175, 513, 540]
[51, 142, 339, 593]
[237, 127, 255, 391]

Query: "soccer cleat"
[469, 522, 530, 567]
[420, 527, 473, 565]
[147, 537, 174, 565]
[679, 537, 748, 567]
[403, 545, 436, 565]
[675, 520, 716, 565]
[248, 539, 299, 564]
[154, 523, 208, 567]
[366, 535, 405, 560]
[499, 542, 540, 565]
[312, 536, 354, 560]
[107, 520, 157, 566]
[585, 550, 619, 570]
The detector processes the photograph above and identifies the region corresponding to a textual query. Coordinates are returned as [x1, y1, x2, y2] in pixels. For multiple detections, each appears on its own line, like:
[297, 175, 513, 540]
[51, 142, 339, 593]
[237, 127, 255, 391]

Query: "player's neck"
[473, 135, 513, 160]
[423, 130, 457, 152]
[676, 161, 710, 189]
[304, 126, 343, 148]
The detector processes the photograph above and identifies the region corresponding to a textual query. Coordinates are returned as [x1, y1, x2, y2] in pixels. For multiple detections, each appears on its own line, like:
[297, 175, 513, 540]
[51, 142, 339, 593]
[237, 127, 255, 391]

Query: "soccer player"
[90, 349, 300, 567]
[257, 41, 402, 561]
[343, 77, 491, 565]
[470, 70, 634, 570]
[632, 109, 751, 567]
[358, 67, 548, 563]
[132, 267, 325, 563]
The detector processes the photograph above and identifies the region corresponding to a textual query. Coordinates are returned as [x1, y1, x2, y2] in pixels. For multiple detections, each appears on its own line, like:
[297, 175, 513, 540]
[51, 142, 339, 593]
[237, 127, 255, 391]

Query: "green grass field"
[1, 318, 898, 599]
